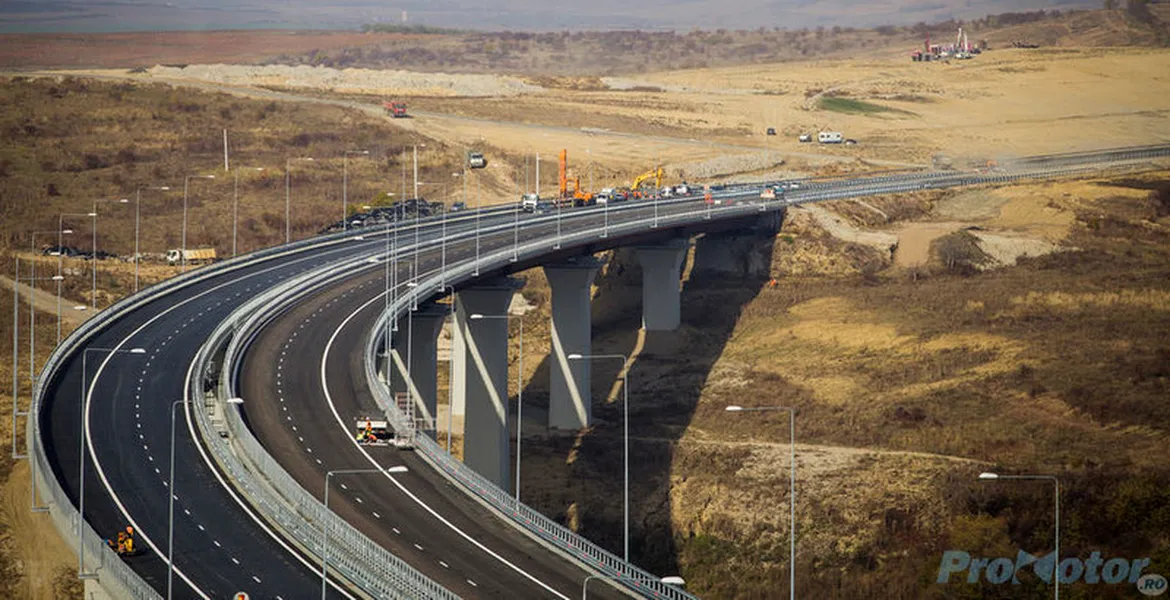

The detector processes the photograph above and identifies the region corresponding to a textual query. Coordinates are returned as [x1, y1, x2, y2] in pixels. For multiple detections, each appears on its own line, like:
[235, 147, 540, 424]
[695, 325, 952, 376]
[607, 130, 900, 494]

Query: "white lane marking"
[372, 512, 381, 519]
[392, 528, 401, 535]
[320, 293, 572, 600]
[414, 543, 424, 551]
[253, 575, 262, 584]
[84, 242, 373, 600]
[439, 561, 449, 568]
[467, 579, 478, 587]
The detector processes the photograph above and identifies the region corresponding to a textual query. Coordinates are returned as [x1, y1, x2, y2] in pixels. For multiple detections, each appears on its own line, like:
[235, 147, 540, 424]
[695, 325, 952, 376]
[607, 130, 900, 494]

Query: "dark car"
[766, 127, 777, 136]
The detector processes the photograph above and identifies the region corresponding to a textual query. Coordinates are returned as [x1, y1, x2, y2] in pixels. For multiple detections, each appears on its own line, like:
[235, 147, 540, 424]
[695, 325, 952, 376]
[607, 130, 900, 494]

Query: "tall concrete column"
[636, 238, 690, 331]
[543, 257, 602, 430]
[389, 305, 448, 436]
[451, 295, 466, 417]
[452, 278, 522, 487]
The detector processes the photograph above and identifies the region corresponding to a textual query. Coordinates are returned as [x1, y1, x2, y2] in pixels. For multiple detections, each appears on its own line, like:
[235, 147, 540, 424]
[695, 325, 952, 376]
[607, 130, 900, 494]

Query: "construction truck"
[557, 149, 593, 206]
[383, 101, 408, 118]
[521, 193, 540, 213]
[631, 167, 664, 198]
[166, 248, 217, 265]
[467, 150, 487, 169]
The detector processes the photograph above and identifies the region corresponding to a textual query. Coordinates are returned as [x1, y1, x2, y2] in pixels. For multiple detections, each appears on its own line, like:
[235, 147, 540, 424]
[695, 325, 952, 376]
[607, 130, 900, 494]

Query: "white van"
[818, 131, 843, 144]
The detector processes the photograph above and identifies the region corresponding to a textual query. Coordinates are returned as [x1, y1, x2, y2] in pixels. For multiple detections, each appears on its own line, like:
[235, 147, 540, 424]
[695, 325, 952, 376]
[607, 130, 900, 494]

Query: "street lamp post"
[10, 261, 63, 459]
[512, 164, 521, 262]
[473, 170, 484, 276]
[57, 212, 93, 342]
[285, 157, 315, 244]
[978, 472, 1061, 599]
[91, 197, 129, 307]
[568, 352, 631, 561]
[342, 150, 370, 232]
[321, 466, 408, 599]
[182, 175, 215, 272]
[134, 185, 171, 292]
[726, 404, 797, 600]
[29, 230, 63, 377]
[169, 396, 243, 599]
[470, 313, 523, 501]
[581, 575, 686, 599]
[233, 168, 264, 257]
[79, 346, 145, 579]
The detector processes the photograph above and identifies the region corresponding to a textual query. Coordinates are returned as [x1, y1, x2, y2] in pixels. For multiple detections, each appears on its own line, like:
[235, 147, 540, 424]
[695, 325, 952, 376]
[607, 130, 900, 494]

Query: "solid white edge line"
[320, 289, 572, 600]
[85, 245, 366, 599]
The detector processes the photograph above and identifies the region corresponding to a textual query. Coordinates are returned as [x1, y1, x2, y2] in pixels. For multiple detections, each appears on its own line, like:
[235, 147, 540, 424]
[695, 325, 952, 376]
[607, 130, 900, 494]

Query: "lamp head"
[978, 472, 999, 480]
[567, 353, 583, 360]
[725, 405, 745, 412]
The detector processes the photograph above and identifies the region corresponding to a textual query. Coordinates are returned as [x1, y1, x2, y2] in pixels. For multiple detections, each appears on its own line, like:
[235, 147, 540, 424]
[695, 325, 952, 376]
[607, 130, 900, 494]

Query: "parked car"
[766, 127, 777, 136]
[798, 133, 813, 143]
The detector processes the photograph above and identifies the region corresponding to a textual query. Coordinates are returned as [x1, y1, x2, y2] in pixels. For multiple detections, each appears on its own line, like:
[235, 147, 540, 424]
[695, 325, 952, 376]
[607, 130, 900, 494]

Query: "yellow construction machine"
[631, 167, 664, 198]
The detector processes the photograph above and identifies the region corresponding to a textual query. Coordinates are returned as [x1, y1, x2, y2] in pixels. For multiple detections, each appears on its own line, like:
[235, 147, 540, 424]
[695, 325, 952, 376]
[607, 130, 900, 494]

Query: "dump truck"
[166, 248, 217, 265]
[383, 101, 408, 118]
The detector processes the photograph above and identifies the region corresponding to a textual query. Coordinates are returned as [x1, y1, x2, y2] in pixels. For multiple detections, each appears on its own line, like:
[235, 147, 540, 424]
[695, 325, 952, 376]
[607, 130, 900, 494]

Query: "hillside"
[3, 9, 1168, 74]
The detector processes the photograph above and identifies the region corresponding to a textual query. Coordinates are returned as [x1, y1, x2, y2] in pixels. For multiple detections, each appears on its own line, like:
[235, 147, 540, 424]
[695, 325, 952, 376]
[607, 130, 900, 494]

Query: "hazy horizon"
[0, 0, 1097, 34]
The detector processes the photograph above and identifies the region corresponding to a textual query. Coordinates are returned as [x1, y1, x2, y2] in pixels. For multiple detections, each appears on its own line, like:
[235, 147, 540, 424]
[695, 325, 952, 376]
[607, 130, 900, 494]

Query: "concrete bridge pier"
[635, 238, 690, 331]
[543, 257, 603, 430]
[388, 304, 449, 436]
[451, 278, 523, 487]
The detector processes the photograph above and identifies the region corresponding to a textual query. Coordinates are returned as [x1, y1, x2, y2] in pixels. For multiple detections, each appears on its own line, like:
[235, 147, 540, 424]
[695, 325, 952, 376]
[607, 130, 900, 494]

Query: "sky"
[0, 0, 1099, 34]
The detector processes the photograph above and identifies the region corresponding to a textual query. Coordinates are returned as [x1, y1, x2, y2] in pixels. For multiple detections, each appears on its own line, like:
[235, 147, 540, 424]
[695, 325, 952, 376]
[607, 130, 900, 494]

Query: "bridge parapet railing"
[194, 254, 461, 599]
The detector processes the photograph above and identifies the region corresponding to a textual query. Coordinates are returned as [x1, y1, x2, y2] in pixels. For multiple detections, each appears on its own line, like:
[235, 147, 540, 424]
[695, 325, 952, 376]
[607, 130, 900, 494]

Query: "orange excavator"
[558, 149, 593, 207]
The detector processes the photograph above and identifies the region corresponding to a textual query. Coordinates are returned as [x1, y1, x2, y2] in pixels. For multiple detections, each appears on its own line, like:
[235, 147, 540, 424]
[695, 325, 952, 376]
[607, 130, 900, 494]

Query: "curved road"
[35, 143, 1168, 598]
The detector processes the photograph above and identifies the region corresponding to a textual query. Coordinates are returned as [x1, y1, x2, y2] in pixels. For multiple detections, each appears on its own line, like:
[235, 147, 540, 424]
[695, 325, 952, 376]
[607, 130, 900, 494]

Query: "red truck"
[382, 101, 408, 118]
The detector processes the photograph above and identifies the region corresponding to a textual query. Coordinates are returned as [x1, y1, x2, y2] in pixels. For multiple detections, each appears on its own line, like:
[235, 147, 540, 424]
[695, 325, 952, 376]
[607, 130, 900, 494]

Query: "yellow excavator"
[631, 167, 664, 198]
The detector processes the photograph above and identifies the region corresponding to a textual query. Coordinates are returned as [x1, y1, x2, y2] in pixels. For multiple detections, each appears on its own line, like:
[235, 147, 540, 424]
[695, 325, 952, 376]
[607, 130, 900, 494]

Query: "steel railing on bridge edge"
[28, 224, 434, 599]
[29, 144, 1166, 598]
[191, 253, 461, 600]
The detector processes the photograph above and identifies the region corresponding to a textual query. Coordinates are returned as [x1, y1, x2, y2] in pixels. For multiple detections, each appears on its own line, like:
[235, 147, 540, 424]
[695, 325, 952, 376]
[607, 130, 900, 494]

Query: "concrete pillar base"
[636, 238, 690, 331]
[389, 304, 448, 435]
[452, 278, 524, 488]
[543, 257, 602, 430]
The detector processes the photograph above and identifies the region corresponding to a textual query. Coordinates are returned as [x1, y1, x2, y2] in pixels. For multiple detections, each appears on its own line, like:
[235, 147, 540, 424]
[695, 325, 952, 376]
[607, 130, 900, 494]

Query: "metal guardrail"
[363, 208, 732, 600]
[360, 155, 1170, 599]
[191, 255, 461, 600]
[30, 143, 1166, 598]
[27, 228, 434, 598]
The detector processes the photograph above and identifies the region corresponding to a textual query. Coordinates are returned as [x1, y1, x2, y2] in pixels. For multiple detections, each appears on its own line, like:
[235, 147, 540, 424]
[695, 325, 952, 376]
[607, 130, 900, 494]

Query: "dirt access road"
[13, 67, 924, 185]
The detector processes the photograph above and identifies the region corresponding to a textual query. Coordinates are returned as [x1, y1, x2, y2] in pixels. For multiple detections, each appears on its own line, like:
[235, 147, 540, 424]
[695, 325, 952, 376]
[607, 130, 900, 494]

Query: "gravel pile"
[146, 64, 543, 97]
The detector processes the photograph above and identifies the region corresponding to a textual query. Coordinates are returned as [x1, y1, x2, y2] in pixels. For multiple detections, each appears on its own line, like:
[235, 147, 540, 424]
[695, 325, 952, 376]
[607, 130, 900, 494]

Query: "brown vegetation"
[0, 76, 467, 307]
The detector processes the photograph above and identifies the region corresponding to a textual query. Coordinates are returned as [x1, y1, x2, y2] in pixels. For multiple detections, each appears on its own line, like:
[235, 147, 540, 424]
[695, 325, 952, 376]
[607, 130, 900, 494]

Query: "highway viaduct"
[27, 143, 1170, 599]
